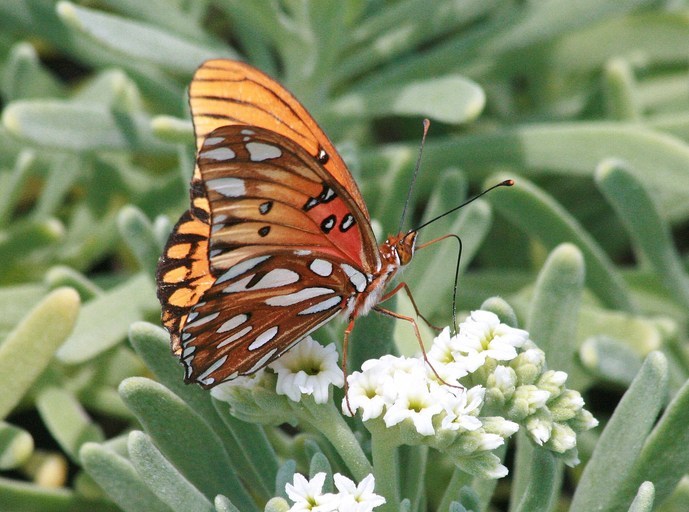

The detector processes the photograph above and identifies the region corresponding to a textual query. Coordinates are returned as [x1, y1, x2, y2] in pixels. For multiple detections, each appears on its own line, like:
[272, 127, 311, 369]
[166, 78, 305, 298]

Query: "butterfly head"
[383, 231, 417, 267]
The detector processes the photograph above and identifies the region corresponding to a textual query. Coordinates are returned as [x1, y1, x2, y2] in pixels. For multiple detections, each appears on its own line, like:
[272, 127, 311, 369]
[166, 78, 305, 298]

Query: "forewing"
[189, 59, 369, 218]
[199, 125, 379, 274]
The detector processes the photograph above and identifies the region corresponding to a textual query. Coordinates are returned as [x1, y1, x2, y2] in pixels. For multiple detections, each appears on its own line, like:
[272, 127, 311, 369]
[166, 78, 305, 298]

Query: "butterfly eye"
[397, 232, 417, 265]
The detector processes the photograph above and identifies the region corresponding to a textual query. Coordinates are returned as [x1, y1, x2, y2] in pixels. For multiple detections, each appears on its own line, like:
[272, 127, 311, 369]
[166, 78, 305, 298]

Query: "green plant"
[1, 1, 688, 511]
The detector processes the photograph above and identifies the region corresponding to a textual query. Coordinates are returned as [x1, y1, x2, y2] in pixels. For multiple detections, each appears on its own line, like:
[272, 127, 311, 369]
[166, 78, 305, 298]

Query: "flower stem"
[369, 422, 401, 512]
[438, 466, 472, 512]
[298, 397, 372, 481]
[401, 445, 427, 511]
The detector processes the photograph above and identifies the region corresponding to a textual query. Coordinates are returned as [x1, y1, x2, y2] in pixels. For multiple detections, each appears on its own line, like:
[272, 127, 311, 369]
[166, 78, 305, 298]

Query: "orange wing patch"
[156, 208, 214, 354]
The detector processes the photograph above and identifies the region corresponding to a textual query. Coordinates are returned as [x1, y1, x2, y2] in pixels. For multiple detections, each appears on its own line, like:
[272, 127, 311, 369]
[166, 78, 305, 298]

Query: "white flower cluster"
[345, 311, 597, 467]
[285, 472, 384, 512]
[343, 318, 520, 477]
[213, 310, 597, 470]
[450, 311, 597, 465]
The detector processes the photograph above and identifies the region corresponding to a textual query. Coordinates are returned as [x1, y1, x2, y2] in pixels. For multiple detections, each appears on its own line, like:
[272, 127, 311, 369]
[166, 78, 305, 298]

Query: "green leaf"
[481, 297, 519, 328]
[128, 322, 272, 500]
[44, 266, 103, 302]
[0, 150, 36, 227]
[338, 0, 497, 81]
[1, 42, 65, 101]
[329, 75, 485, 124]
[0, 218, 65, 281]
[0, 421, 33, 470]
[214, 494, 241, 512]
[2, 100, 175, 154]
[546, 12, 689, 75]
[484, 175, 636, 312]
[212, 399, 277, 499]
[0, 287, 80, 419]
[0, 283, 46, 339]
[527, 243, 585, 374]
[579, 335, 643, 387]
[35, 387, 104, 463]
[308, 453, 333, 493]
[570, 352, 668, 512]
[602, 58, 640, 121]
[80, 442, 172, 512]
[117, 206, 162, 276]
[127, 431, 213, 512]
[621, 377, 689, 506]
[577, 307, 664, 357]
[513, 446, 558, 512]
[151, 115, 193, 144]
[595, 159, 689, 310]
[30, 154, 82, 221]
[56, 273, 157, 364]
[275, 459, 296, 500]
[628, 482, 654, 512]
[0, 473, 120, 512]
[118, 377, 256, 511]
[96, 0, 214, 45]
[364, 123, 689, 221]
[56, 2, 233, 74]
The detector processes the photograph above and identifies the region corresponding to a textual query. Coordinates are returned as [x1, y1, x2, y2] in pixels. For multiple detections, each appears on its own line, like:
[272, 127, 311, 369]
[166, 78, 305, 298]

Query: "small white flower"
[492, 365, 517, 392]
[519, 348, 546, 366]
[332, 473, 385, 511]
[547, 422, 577, 453]
[428, 327, 484, 377]
[286, 472, 337, 512]
[480, 416, 520, 438]
[511, 385, 551, 418]
[383, 377, 443, 436]
[476, 432, 506, 451]
[270, 337, 344, 404]
[455, 311, 529, 364]
[525, 415, 552, 445]
[427, 327, 455, 365]
[439, 385, 485, 432]
[210, 370, 265, 402]
[571, 408, 599, 431]
[427, 327, 476, 383]
[343, 368, 389, 420]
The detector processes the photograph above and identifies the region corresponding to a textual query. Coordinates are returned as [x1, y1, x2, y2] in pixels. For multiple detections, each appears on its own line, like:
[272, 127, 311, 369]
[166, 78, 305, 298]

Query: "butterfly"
[156, 59, 510, 387]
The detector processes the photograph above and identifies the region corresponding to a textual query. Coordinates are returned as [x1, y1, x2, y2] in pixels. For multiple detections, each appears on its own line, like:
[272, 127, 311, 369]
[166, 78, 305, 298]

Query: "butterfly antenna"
[411, 179, 514, 234]
[397, 119, 431, 234]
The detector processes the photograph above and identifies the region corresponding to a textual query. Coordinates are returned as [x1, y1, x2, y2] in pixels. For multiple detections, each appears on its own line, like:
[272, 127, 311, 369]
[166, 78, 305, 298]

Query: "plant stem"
[370, 424, 401, 512]
[299, 398, 373, 481]
[438, 466, 472, 512]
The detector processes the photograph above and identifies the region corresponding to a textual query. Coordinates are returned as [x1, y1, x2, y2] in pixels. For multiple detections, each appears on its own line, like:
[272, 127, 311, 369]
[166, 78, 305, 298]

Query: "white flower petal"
[270, 337, 343, 403]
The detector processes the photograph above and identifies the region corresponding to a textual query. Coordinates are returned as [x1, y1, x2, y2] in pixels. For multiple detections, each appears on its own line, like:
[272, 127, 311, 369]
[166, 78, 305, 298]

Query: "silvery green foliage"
[0, 1, 688, 511]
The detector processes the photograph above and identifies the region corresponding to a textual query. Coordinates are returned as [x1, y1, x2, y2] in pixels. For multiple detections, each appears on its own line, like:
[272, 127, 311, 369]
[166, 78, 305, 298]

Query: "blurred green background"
[0, 1, 688, 511]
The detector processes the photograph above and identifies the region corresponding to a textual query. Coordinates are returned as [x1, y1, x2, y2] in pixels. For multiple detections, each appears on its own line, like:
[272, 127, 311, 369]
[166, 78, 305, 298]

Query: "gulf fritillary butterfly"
[156, 59, 510, 387]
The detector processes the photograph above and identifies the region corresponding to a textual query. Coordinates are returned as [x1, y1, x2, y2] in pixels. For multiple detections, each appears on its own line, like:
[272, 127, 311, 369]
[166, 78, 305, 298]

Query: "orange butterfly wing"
[189, 59, 368, 216]
[157, 59, 378, 366]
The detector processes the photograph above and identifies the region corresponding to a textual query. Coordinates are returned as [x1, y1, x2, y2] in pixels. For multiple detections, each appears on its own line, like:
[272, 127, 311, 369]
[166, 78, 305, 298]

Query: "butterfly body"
[157, 60, 419, 387]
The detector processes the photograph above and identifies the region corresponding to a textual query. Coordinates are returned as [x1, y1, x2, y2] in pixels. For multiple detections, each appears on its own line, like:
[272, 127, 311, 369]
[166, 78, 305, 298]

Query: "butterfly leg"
[416, 233, 463, 333]
[342, 318, 356, 416]
[378, 281, 443, 332]
[373, 306, 462, 390]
